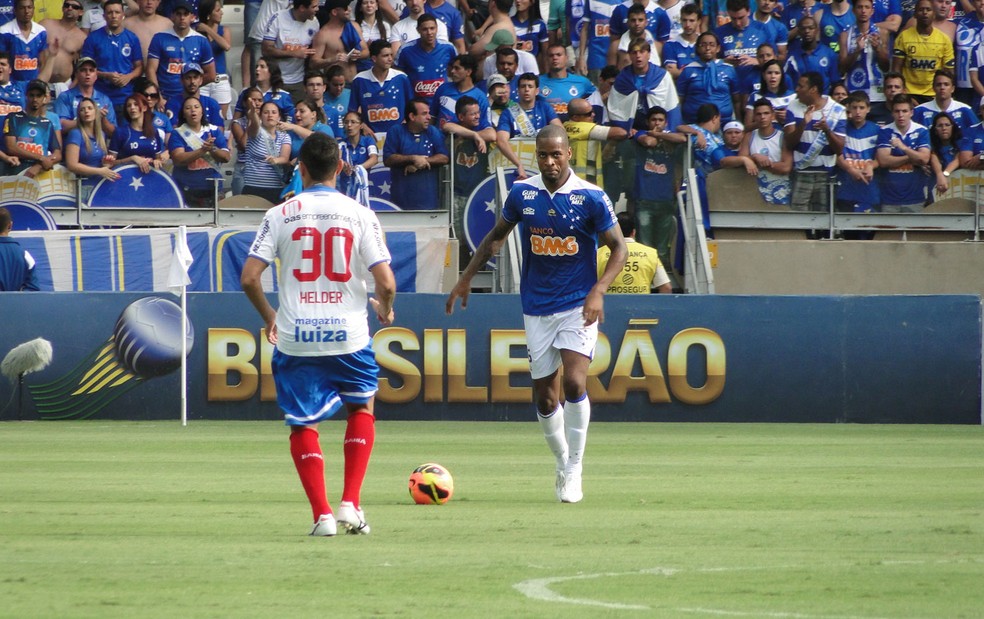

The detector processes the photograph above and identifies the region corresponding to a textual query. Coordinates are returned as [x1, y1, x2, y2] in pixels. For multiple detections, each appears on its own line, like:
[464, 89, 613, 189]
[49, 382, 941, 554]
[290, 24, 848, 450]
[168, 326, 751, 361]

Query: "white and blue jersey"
[913, 100, 978, 134]
[427, 1, 465, 44]
[954, 14, 983, 90]
[497, 99, 559, 137]
[0, 0, 12, 27]
[842, 22, 885, 102]
[609, 0, 671, 42]
[147, 27, 215, 100]
[109, 124, 167, 158]
[395, 41, 457, 101]
[662, 33, 696, 72]
[165, 93, 224, 127]
[0, 20, 47, 82]
[748, 127, 790, 205]
[501, 172, 618, 316]
[784, 96, 847, 170]
[513, 16, 549, 57]
[540, 74, 596, 121]
[381, 122, 448, 210]
[349, 68, 413, 134]
[583, 0, 622, 71]
[53, 88, 118, 127]
[80, 26, 144, 106]
[877, 121, 930, 205]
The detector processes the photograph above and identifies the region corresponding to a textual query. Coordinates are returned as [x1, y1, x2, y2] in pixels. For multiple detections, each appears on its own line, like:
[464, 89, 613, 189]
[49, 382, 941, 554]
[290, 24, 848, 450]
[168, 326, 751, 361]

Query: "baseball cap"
[486, 74, 508, 90]
[76, 56, 97, 69]
[26, 79, 48, 95]
[484, 29, 516, 51]
[723, 120, 744, 132]
[172, 0, 194, 13]
[182, 62, 203, 75]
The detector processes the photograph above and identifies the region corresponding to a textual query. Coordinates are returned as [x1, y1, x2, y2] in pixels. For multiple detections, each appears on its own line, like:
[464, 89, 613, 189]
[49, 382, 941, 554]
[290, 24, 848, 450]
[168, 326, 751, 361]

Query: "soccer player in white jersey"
[446, 124, 628, 503]
[242, 132, 396, 537]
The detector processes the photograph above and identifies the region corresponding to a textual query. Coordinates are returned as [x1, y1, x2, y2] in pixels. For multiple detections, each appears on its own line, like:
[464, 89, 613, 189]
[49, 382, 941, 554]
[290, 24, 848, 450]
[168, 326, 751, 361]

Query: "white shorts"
[200, 75, 233, 105]
[523, 306, 598, 380]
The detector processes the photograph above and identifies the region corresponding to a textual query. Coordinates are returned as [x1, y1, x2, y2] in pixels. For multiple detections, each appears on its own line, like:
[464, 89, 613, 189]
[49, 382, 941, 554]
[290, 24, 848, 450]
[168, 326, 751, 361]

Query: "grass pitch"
[1, 421, 982, 618]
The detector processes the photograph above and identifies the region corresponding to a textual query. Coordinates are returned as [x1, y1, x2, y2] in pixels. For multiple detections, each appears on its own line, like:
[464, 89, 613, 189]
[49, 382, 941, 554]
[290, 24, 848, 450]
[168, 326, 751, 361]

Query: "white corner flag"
[168, 226, 194, 296]
[168, 226, 193, 426]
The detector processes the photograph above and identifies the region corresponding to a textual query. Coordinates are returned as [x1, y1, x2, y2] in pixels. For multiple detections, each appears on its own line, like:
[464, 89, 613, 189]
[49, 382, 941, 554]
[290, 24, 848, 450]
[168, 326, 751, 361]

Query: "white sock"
[537, 405, 568, 470]
[564, 395, 590, 476]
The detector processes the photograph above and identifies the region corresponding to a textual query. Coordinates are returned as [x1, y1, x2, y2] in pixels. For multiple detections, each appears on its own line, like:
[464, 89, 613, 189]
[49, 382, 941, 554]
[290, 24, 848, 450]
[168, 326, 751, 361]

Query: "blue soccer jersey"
[958, 122, 984, 156]
[80, 26, 144, 106]
[109, 124, 167, 158]
[349, 68, 413, 134]
[633, 135, 677, 201]
[539, 74, 596, 121]
[662, 35, 696, 72]
[513, 16, 549, 57]
[233, 87, 295, 121]
[395, 41, 457, 101]
[676, 59, 739, 123]
[583, 0, 622, 71]
[382, 122, 448, 210]
[432, 82, 491, 128]
[0, 20, 47, 82]
[0, 80, 24, 128]
[3, 111, 59, 172]
[147, 29, 215, 100]
[785, 44, 841, 95]
[501, 172, 618, 316]
[425, 0, 465, 43]
[837, 120, 881, 209]
[609, 0, 671, 41]
[877, 121, 930, 205]
[715, 20, 776, 84]
[913, 101, 979, 134]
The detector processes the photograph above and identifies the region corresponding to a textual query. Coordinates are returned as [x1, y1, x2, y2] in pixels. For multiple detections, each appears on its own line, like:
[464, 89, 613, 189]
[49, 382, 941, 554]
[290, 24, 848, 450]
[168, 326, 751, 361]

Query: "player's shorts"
[523, 306, 598, 380]
[271, 344, 379, 426]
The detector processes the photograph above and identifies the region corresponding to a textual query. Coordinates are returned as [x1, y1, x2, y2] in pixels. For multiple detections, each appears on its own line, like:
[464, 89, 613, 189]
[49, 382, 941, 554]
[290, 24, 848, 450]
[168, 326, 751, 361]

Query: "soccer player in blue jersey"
[447, 124, 627, 504]
[81, 0, 144, 122]
[395, 14, 457, 101]
[349, 38, 413, 134]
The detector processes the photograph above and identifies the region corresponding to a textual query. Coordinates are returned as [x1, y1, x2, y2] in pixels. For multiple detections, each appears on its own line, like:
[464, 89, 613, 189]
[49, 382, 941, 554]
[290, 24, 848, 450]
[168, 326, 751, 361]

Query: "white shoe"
[310, 513, 337, 536]
[560, 472, 583, 503]
[555, 469, 566, 502]
[336, 501, 371, 535]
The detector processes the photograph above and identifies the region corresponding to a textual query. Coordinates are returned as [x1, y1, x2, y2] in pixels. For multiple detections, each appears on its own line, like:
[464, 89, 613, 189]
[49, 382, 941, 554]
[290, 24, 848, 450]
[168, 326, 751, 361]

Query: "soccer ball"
[408, 463, 454, 505]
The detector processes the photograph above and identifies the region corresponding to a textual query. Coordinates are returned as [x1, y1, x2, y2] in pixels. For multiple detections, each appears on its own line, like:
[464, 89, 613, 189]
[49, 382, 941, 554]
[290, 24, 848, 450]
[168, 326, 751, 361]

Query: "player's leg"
[552, 309, 599, 503]
[334, 346, 380, 535]
[526, 313, 569, 499]
[289, 424, 335, 536]
[558, 348, 592, 503]
[272, 350, 343, 535]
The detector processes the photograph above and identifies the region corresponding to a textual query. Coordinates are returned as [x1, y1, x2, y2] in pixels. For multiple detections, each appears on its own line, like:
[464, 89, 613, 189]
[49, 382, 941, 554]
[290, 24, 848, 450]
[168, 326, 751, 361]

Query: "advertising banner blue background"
[0, 293, 979, 423]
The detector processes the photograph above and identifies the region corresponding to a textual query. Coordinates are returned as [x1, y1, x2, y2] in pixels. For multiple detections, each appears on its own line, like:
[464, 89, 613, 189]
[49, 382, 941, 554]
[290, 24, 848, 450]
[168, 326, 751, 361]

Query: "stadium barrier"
[0, 292, 979, 424]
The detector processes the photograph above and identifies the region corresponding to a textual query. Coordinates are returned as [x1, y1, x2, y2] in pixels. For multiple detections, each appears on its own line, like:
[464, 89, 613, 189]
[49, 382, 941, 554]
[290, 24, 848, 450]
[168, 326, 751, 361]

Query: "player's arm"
[241, 256, 279, 344]
[369, 261, 396, 326]
[446, 215, 517, 314]
[585, 224, 627, 326]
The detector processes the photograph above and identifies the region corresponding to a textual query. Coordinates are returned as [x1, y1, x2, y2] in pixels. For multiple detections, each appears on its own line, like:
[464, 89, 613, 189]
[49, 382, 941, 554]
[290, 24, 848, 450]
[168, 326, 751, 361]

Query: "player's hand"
[370, 298, 394, 326]
[445, 280, 471, 314]
[582, 290, 604, 326]
[266, 321, 278, 345]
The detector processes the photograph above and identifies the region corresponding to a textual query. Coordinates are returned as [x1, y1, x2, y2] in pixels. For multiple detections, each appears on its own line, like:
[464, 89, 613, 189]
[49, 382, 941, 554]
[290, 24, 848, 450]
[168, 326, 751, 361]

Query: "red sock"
[290, 427, 331, 521]
[341, 411, 375, 506]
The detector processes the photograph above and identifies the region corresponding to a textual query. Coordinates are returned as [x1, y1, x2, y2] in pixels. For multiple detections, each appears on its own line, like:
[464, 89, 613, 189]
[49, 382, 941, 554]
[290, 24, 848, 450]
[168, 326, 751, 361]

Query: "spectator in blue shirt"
[677, 31, 740, 123]
[876, 93, 931, 212]
[80, 0, 144, 123]
[785, 16, 840, 94]
[0, 206, 39, 291]
[495, 71, 563, 178]
[382, 97, 449, 210]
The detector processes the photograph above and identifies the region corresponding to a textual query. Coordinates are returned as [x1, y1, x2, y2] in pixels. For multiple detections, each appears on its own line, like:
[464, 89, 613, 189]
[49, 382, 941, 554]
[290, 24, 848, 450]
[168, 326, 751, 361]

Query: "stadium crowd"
[2, 0, 984, 264]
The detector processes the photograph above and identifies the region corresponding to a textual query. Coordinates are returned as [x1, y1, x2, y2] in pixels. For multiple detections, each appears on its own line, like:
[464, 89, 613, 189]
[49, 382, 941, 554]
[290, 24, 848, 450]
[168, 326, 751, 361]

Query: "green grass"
[1, 421, 982, 618]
